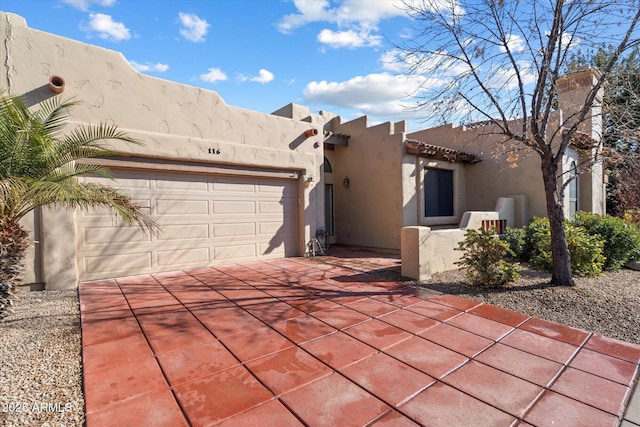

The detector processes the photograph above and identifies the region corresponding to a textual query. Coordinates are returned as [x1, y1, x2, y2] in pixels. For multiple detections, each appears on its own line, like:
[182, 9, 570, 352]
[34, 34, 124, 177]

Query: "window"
[325, 184, 334, 236]
[568, 161, 578, 219]
[424, 167, 454, 217]
[323, 157, 332, 173]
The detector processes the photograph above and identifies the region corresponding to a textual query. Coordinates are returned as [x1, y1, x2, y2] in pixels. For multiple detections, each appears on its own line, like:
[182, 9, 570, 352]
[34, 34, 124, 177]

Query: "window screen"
[424, 168, 454, 217]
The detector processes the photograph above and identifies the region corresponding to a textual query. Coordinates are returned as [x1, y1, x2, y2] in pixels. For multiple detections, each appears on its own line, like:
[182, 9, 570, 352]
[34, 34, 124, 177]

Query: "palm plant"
[0, 95, 156, 319]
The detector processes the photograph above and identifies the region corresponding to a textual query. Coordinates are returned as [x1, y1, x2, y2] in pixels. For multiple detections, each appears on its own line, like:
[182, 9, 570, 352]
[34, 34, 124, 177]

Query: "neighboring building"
[0, 13, 605, 289]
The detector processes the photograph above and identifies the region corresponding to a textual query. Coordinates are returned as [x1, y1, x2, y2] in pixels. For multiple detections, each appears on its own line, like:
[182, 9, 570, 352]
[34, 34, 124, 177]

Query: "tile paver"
[384, 336, 468, 379]
[419, 322, 494, 357]
[468, 303, 530, 327]
[442, 360, 544, 418]
[84, 389, 189, 427]
[343, 319, 413, 350]
[79, 251, 640, 426]
[474, 342, 563, 387]
[245, 347, 332, 395]
[156, 340, 239, 386]
[398, 381, 517, 426]
[172, 365, 274, 426]
[524, 390, 620, 427]
[300, 331, 378, 370]
[499, 327, 580, 364]
[280, 373, 391, 426]
[368, 410, 421, 426]
[550, 366, 631, 416]
[519, 317, 590, 346]
[569, 347, 639, 386]
[377, 309, 440, 334]
[446, 312, 514, 340]
[340, 352, 435, 407]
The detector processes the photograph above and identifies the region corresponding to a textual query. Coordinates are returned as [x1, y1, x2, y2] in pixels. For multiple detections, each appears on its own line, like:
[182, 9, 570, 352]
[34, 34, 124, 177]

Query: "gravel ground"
[0, 289, 84, 427]
[0, 264, 638, 426]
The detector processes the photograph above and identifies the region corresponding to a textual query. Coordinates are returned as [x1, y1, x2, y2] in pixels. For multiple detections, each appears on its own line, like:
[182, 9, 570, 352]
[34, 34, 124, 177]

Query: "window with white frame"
[568, 160, 579, 219]
[420, 159, 462, 226]
[563, 148, 580, 220]
[424, 167, 454, 217]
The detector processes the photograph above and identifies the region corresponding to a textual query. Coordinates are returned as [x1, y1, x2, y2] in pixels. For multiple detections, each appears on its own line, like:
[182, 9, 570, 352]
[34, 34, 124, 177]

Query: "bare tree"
[398, 0, 640, 285]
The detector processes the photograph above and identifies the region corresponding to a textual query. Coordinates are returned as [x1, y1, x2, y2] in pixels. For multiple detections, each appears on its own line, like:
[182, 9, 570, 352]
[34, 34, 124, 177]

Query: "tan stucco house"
[1, 12, 605, 289]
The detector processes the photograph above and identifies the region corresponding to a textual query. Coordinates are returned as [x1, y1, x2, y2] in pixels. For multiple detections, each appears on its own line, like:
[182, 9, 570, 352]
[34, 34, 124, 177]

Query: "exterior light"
[343, 177, 350, 187]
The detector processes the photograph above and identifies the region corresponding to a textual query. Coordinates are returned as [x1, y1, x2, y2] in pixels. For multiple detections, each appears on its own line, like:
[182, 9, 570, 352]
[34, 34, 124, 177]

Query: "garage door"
[76, 169, 298, 281]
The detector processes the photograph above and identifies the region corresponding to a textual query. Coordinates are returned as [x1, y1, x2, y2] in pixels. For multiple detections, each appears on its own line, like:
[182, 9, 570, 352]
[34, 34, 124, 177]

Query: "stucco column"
[401, 226, 432, 281]
[40, 207, 79, 289]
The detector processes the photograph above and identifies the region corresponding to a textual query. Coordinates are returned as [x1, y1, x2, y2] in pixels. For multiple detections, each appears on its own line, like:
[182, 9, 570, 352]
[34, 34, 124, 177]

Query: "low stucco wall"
[401, 226, 466, 281]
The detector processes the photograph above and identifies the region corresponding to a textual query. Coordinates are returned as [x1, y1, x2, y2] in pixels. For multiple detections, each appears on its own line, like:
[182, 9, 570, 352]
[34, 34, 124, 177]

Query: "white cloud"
[379, 49, 471, 78]
[303, 72, 431, 116]
[179, 12, 210, 42]
[484, 61, 537, 91]
[61, 0, 116, 11]
[317, 29, 382, 49]
[200, 68, 228, 83]
[87, 13, 130, 41]
[277, 0, 334, 33]
[237, 69, 275, 84]
[379, 49, 413, 72]
[499, 34, 526, 54]
[129, 60, 169, 73]
[277, 0, 418, 50]
[251, 69, 275, 84]
[278, 0, 410, 32]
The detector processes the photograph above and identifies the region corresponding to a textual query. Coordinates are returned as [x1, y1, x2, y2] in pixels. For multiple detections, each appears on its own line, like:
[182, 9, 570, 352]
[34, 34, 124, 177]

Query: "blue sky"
[1, 0, 428, 129]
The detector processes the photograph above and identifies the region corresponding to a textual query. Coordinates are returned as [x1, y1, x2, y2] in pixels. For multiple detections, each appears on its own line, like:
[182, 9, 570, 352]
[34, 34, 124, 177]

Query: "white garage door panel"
[157, 199, 209, 215]
[77, 170, 298, 281]
[157, 247, 211, 267]
[213, 223, 256, 237]
[213, 201, 255, 214]
[84, 227, 151, 245]
[214, 244, 257, 260]
[158, 224, 210, 241]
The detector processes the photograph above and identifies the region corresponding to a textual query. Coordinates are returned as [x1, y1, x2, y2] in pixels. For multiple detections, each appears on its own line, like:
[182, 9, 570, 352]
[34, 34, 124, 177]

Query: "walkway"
[80, 256, 640, 426]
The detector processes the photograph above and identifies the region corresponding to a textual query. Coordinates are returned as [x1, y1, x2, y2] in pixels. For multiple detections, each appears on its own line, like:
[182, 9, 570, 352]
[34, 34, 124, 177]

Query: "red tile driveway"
[80, 257, 640, 426]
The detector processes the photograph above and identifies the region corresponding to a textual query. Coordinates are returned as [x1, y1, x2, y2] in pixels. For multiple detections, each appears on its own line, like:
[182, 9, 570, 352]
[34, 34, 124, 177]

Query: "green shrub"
[527, 217, 605, 277]
[523, 216, 550, 263]
[456, 227, 522, 287]
[572, 212, 640, 270]
[501, 227, 527, 261]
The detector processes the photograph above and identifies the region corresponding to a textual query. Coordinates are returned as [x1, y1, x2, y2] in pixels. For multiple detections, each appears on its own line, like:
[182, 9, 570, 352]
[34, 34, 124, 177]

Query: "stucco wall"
[329, 117, 405, 251]
[408, 123, 545, 222]
[1, 13, 328, 288]
[407, 68, 605, 223]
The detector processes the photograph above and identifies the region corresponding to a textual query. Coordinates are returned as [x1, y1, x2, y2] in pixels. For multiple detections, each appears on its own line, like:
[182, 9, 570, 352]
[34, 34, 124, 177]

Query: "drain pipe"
[48, 75, 65, 94]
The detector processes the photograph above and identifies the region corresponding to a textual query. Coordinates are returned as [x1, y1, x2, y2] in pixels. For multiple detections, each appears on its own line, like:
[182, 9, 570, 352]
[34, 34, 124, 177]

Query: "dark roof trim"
[324, 131, 350, 146]
[405, 139, 481, 164]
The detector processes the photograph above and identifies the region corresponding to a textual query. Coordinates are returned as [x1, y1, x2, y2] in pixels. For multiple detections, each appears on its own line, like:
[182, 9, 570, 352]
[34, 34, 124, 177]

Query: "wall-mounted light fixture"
[313, 141, 320, 149]
[305, 176, 314, 187]
[48, 75, 65, 94]
[343, 177, 350, 187]
[304, 129, 318, 138]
